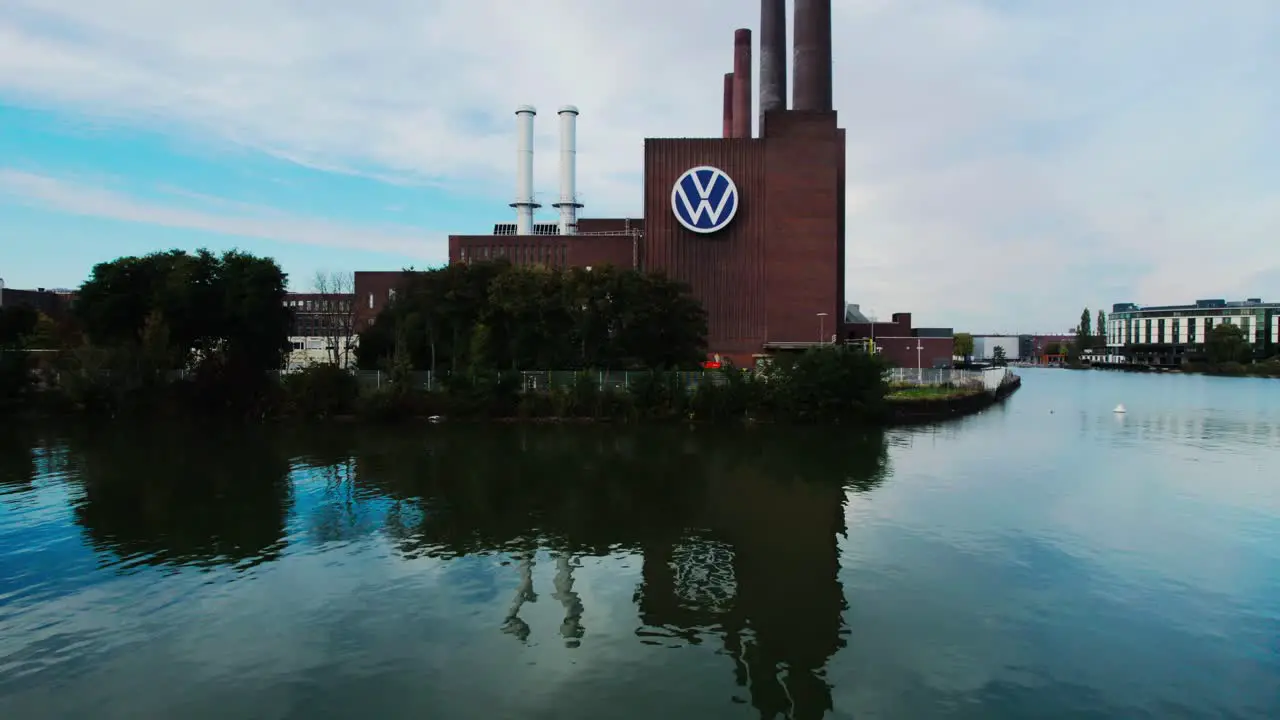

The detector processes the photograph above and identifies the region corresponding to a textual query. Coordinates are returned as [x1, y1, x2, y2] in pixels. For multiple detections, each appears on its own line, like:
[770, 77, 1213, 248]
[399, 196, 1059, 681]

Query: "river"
[1, 368, 1277, 719]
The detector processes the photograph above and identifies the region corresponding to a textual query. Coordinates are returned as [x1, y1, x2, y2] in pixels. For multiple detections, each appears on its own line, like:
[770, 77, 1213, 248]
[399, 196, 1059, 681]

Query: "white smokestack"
[553, 105, 582, 236]
[511, 105, 539, 235]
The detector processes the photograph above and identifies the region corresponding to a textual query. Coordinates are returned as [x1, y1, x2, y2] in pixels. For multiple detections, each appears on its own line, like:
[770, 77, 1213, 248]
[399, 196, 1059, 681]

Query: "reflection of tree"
[350, 424, 889, 716]
[68, 424, 292, 568]
[0, 430, 36, 494]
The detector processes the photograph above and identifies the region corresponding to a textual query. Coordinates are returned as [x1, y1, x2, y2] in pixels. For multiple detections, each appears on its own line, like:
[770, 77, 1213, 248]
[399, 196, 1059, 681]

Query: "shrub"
[280, 365, 359, 418]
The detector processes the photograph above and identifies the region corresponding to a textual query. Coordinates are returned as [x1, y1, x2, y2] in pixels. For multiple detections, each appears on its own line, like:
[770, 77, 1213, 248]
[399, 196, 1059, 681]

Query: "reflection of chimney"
[552, 106, 583, 236]
[552, 553, 585, 647]
[759, 0, 787, 131]
[511, 106, 540, 235]
[502, 553, 537, 642]
[793, 0, 833, 112]
[722, 73, 735, 138]
[732, 29, 753, 138]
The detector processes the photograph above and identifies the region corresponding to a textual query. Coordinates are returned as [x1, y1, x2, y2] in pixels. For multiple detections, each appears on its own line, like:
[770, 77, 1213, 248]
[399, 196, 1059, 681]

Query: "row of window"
[1109, 315, 1277, 346]
[286, 298, 352, 313]
[459, 243, 568, 267]
[1112, 307, 1276, 320]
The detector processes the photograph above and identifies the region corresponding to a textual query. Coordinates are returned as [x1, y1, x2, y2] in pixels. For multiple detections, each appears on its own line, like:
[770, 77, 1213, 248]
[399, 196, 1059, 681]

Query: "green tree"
[1206, 323, 1251, 364]
[1079, 307, 1092, 338]
[358, 261, 708, 373]
[953, 333, 974, 361]
[73, 249, 291, 409]
[1096, 309, 1107, 339]
[992, 345, 1007, 365]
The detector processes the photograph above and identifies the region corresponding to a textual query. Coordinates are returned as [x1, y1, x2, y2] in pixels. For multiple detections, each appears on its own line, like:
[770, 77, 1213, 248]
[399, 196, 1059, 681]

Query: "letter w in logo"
[672, 166, 739, 234]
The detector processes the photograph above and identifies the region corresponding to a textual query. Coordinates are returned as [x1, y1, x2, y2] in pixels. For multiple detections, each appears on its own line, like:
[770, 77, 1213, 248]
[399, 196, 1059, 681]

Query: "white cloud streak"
[0, 0, 1277, 329]
[0, 169, 446, 261]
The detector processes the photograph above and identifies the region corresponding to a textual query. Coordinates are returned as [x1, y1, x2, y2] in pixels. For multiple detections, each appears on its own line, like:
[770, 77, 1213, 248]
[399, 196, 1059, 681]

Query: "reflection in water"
[66, 425, 293, 569]
[37, 423, 887, 717]
[349, 426, 888, 718]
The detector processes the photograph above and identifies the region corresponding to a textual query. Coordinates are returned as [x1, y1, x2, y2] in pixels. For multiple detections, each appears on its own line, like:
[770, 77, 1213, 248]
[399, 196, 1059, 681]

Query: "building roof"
[1112, 298, 1276, 313]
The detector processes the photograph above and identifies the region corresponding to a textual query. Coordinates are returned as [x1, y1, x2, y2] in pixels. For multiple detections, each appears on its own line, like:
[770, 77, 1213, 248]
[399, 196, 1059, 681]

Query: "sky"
[0, 0, 1277, 334]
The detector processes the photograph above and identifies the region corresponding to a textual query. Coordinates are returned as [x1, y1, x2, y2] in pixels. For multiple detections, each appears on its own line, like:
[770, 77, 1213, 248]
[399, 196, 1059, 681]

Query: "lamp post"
[915, 338, 924, 383]
[816, 312, 828, 345]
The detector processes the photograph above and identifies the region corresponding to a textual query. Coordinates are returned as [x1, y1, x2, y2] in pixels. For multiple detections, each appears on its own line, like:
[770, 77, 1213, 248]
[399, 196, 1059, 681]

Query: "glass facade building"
[1106, 298, 1279, 364]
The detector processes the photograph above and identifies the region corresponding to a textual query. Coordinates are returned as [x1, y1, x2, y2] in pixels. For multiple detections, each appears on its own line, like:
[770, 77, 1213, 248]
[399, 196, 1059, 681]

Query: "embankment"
[887, 375, 1022, 425]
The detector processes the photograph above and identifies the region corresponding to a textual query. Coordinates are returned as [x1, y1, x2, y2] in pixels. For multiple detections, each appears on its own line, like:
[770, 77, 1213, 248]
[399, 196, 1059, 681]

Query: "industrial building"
[435, 0, 846, 367]
[1107, 298, 1280, 364]
[843, 305, 954, 370]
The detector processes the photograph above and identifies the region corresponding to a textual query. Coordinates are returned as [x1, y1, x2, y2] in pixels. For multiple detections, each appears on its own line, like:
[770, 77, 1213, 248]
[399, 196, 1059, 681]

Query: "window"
[1172, 318, 1180, 344]
[1187, 318, 1197, 343]
[1241, 317, 1251, 342]
[1157, 318, 1165, 344]
[1145, 319, 1152, 344]
[368, 292, 374, 309]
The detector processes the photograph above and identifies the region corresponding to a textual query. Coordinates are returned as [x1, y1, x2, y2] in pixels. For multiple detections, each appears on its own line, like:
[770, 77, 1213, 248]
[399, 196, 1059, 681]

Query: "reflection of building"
[844, 308, 954, 369]
[1108, 299, 1280, 364]
[637, 466, 852, 720]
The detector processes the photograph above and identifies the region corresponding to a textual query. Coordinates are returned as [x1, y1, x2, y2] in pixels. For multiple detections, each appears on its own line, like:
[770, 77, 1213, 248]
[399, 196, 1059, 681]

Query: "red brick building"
[444, 0, 845, 367]
[844, 312, 954, 370]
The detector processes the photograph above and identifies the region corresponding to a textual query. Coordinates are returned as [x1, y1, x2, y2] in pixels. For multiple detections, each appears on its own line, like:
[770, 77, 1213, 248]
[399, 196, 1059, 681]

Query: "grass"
[886, 383, 984, 401]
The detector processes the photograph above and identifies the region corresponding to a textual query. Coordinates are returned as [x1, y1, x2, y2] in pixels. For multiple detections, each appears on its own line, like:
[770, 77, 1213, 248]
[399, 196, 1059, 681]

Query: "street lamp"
[915, 338, 924, 383]
[816, 312, 829, 345]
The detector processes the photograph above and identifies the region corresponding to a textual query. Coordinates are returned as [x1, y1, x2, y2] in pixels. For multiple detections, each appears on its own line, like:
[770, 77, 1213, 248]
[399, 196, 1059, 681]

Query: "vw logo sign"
[671, 166, 739, 234]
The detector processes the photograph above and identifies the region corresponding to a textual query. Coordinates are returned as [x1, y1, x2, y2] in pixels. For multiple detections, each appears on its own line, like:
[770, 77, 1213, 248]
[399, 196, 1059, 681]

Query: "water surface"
[1, 368, 1278, 719]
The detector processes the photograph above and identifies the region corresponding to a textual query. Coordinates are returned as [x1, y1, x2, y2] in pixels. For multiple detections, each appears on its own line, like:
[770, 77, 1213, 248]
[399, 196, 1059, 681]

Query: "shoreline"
[8, 378, 1023, 428]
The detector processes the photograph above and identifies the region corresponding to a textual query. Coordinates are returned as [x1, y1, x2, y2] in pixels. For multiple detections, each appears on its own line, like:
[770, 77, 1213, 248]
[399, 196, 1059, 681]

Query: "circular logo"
[671, 166, 739, 234]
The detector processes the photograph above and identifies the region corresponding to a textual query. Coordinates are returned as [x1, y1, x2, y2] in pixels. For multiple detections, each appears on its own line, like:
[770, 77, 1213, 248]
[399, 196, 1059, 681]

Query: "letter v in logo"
[671, 165, 739, 234]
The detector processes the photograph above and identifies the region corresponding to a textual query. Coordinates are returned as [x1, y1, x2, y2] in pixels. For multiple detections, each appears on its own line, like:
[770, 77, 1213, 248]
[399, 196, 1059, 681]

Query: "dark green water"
[1, 368, 1278, 719]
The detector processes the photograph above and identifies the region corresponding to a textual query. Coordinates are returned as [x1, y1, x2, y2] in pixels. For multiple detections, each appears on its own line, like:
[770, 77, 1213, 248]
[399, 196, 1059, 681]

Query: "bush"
[280, 365, 360, 418]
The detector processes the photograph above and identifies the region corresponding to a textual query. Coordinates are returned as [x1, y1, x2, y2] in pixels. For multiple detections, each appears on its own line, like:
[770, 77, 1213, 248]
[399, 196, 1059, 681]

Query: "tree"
[952, 333, 974, 361]
[1096, 309, 1107, 339]
[992, 345, 1007, 365]
[1079, 307, 1092, 338]
[313, 270, 357, 368]
[1206, 323, 1251, 364]
[357, 261, 708, 372]
[74, 249, 291, 397]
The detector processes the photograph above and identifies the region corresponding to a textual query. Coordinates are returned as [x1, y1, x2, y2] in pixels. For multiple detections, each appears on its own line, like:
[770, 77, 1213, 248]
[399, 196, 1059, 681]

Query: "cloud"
[0, 0, 1277, 329]
[0, 169, 445, 260]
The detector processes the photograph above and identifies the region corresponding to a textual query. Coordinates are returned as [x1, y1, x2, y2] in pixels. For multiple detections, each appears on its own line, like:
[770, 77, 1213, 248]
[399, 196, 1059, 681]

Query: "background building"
[1107, 298, 1279, 364]
[0, 280, 76, 319]
[284, 292, 357, 370]
[972, 335, 1025, 362]
[844, 312, 953, 370]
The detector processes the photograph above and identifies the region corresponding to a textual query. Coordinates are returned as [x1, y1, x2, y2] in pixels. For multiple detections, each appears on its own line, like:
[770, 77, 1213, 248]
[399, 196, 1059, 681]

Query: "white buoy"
[1113, 404, 1126, 414]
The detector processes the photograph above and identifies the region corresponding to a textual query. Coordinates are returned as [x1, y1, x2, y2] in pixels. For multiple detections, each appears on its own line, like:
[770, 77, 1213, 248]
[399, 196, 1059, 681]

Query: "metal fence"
[885, 367, 1017, 390]
[353, 369, 727, 393]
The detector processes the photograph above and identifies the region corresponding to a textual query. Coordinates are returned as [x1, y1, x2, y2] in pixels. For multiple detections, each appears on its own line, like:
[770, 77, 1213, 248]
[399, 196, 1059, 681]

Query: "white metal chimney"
[552, 105, 583, 236]
[511, 105, 539, 235]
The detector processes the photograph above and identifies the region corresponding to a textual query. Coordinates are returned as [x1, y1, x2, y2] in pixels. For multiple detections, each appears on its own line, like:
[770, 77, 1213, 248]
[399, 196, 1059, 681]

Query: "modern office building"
[1106, 298, 1279, 364]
